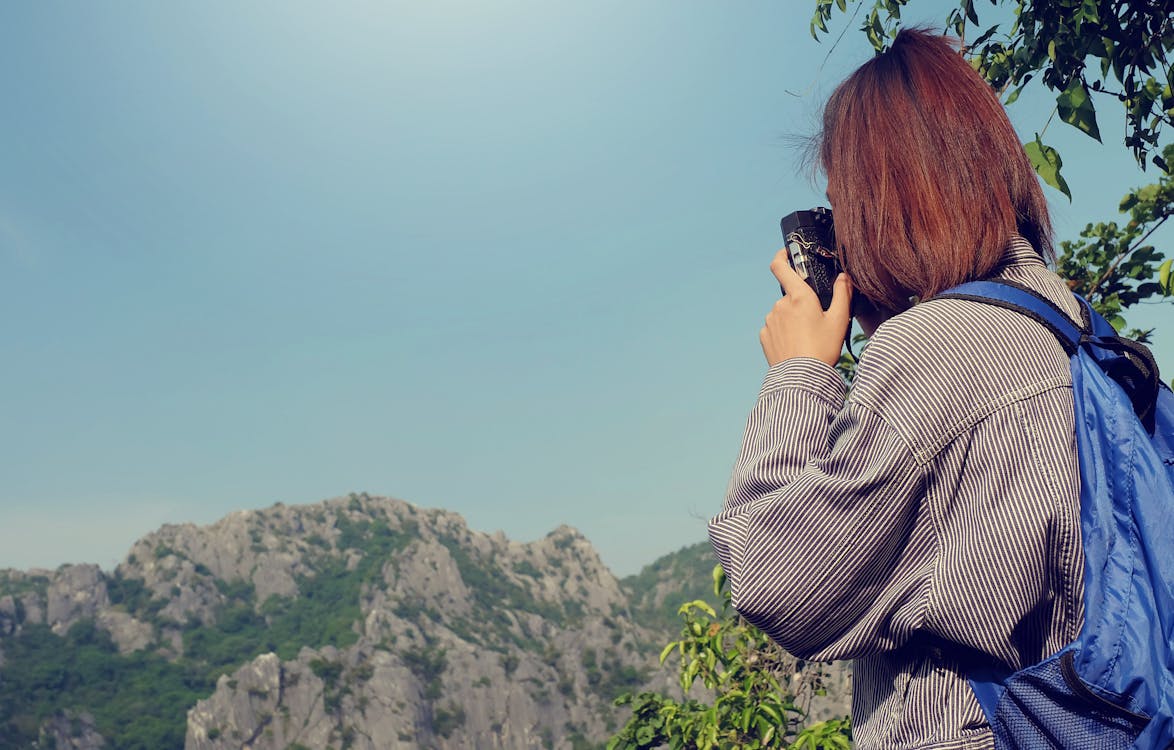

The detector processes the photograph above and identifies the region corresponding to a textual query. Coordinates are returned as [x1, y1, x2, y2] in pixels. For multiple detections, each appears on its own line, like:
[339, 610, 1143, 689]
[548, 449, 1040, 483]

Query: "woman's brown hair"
[819, 28, 1053, 313]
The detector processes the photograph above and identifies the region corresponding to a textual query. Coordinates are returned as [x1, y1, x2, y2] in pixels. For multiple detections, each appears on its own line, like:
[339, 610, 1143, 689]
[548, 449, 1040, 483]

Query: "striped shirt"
[709, 237, 1085, 749]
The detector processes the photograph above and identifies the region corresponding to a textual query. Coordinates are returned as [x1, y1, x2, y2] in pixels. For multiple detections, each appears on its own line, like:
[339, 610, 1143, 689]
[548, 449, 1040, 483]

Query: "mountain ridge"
[0, 493, 849, 749]
[0, 494, 677, 749]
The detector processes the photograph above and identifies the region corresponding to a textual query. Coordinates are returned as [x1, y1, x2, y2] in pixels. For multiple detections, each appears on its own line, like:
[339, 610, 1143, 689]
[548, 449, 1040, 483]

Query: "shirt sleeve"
[708, 357, 932, 660]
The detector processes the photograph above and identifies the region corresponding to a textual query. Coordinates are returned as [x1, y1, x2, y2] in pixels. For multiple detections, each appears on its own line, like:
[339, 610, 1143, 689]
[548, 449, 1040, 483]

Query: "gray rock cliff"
[0, 494, 850, 749]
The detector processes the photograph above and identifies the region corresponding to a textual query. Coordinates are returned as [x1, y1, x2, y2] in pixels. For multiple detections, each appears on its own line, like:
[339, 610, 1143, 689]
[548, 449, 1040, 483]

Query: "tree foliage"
[1057, 143, 1174, 341]
[608, 566, 851, 750]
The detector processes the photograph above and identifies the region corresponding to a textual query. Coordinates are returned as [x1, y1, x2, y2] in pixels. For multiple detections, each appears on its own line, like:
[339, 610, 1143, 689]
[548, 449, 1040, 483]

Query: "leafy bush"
[309, 657, 344, 687]
[609, 567, 851, 750]
[433, 703, 466, 738]
[402, 645, 447, 700]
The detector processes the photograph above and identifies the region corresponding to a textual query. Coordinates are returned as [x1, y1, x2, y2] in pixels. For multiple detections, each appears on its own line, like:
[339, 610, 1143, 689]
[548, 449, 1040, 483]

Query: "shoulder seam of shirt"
[845, 395, 919, 456]
[864, 377, 1075, 467]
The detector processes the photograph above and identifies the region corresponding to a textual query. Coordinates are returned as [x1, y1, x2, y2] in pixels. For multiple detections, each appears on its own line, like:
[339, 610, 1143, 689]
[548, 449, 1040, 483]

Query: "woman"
[708, 29, 1082, 749]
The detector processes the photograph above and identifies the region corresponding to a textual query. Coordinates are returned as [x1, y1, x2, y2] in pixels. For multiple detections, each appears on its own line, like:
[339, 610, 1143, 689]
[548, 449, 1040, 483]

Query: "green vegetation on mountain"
[435, 531, 569, 627]
[621, 541, 723, 639]
[0, 621, 209, 750]
[0, 572, 50, 600]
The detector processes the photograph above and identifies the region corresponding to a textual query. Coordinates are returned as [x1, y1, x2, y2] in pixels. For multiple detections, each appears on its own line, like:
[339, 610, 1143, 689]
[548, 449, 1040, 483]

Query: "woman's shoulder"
[857, 255, 1077, 388]
[849, 288, 1073, 462]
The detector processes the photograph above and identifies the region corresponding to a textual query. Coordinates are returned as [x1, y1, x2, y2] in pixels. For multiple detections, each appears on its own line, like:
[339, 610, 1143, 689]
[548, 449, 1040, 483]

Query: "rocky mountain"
[0, 494, 849, 749]
[619, 542, 724, 638]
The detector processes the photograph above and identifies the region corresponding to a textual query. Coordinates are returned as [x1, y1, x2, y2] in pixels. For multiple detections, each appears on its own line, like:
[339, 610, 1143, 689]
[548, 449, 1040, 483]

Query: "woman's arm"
[709, 357, 931, 660]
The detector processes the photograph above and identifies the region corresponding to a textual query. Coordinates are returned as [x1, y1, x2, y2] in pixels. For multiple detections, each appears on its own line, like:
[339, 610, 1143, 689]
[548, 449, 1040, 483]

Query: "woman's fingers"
[770, 248, 817, 300]
[759, 270, 854, 368]
[826, 273, 853, 328]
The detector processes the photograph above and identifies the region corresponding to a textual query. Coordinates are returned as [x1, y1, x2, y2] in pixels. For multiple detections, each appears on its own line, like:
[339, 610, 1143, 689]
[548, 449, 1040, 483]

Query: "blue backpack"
[936, 280, 1174, 750]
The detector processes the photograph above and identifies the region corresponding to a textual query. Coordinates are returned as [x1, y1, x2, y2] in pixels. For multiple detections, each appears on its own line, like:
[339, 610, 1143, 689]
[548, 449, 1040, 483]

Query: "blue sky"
[1, 1, 1170, 576]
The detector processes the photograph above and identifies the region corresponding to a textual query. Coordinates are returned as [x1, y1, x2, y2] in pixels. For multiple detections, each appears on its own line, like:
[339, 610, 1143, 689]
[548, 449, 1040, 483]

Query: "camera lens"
[787, 240, 810, 280]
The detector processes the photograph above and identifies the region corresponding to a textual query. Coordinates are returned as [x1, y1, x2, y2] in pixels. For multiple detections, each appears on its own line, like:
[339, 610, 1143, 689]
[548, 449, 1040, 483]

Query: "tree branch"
[1086, 214, 1171, 298]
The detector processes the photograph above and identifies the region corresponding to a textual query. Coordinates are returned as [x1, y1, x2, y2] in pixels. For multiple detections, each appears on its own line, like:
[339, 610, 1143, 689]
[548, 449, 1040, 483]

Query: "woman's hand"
[761, 249, 853, 367]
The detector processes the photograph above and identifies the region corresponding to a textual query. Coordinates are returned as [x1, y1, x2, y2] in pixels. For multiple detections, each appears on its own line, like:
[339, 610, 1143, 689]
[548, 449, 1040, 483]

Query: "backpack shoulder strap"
[934, 279, 1089, 356]
[937, 278, 1162, 433]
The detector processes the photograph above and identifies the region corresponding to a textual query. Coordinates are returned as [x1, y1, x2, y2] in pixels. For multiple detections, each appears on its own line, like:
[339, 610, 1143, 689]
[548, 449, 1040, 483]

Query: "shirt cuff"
[760, 357, 848, 404]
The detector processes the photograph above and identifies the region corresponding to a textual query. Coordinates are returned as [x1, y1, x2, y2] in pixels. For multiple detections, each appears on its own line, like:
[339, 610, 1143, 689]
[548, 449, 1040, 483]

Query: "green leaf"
[1159, 258, 1173, 296]
[1077, 0, 1099, 24]
[813, 9, 828, 34]
[1056, 79, 1102, 142]
[970, 23, 999, 48]
[684, 658, 700, 688]
[678, 599, 717, 618]
[659, 641, 677, 665]
[1024, 135, 1072, 200]
[947, 9, 964, 38]
[759, 703, 783, 725]
[863, 8, 885, 52]
[712, 565, 726, 598]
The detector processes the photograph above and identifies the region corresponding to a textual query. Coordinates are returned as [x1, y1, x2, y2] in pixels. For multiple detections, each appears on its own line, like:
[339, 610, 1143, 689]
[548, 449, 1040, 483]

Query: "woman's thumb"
[827, 273, 853, 328]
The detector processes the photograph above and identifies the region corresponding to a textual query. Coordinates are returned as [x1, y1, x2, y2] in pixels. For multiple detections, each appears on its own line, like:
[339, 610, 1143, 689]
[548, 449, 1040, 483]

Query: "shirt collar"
[998, 235, 1046, 269]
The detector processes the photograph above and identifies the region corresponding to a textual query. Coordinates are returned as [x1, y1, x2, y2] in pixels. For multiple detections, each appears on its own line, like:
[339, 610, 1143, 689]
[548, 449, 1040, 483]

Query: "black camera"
[780, 207, 840, 310]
